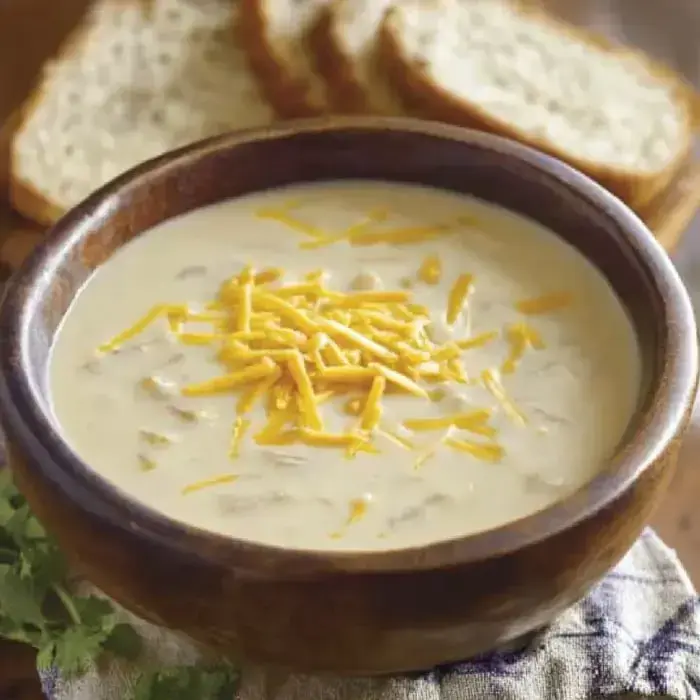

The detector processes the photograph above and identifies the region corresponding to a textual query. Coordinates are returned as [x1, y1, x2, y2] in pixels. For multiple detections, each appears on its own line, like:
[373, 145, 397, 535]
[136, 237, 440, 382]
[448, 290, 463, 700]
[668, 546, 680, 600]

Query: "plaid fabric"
[41, 529, 700, 700]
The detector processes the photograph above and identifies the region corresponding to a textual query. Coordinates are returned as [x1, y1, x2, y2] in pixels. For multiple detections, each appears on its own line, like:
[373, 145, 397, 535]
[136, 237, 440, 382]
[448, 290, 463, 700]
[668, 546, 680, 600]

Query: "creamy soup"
[49, 182, 641, 551]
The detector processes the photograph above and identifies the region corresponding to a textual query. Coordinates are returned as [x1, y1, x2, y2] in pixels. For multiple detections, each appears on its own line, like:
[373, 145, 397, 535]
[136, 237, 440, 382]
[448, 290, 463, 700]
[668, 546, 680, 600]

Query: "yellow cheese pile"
[96, 203, 572, 499]
[100, 263, 516, 469]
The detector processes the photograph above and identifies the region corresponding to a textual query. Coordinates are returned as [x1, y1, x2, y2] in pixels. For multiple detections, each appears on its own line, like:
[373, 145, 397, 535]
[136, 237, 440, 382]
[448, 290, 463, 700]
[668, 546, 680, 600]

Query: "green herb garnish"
[0, 469, 238, 698]
[133, 667, 240, 700]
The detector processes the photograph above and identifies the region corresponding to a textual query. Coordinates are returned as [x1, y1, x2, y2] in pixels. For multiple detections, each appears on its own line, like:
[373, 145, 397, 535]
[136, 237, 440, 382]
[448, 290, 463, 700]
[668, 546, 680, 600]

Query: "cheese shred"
[516, 292, 573, 315]
[181, 358, 277, 397]
[360, 376, 386, 431]
[446, 273, 473, 326]
[182, 474, 239, 495]
[229, 417, 251, 459]
[98, 304, 169, 353]
[417, 254, 442, 285]
[287, 351, 323, 430]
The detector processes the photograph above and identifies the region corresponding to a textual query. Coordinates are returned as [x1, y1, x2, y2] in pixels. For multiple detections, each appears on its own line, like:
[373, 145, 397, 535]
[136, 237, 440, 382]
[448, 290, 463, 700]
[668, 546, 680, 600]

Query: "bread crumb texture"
[13, 0, 274, 211]
[384, 0, 689, 173]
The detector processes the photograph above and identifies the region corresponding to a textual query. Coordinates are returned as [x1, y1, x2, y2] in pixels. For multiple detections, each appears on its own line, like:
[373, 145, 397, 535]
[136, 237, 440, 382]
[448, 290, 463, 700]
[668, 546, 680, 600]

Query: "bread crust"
[379, 3, 695, 210]
[308, 6, 370, 114]
[238, 0, 329, 119]
[641, 157, 700, 250]
[308, 3, 404, 116]
[9, 10, 93, 225]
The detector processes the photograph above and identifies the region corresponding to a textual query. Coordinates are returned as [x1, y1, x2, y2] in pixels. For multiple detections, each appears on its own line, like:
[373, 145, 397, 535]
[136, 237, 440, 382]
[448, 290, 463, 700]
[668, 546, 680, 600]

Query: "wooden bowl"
[0, 118, 696, 675]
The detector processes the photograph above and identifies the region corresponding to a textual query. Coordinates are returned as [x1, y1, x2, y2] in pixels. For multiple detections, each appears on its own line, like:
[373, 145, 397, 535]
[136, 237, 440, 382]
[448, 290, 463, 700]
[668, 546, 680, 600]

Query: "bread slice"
[238, 0, 331, 118]
[641, 157, 700, 250]
[11, 0, 275, 225]
[309, 0, 405, 115]
[379, 0, 694, 209]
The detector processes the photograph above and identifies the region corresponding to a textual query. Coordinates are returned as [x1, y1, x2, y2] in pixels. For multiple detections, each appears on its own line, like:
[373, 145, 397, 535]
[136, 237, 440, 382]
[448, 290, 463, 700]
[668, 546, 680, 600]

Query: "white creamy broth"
[49, 181, 641, 551]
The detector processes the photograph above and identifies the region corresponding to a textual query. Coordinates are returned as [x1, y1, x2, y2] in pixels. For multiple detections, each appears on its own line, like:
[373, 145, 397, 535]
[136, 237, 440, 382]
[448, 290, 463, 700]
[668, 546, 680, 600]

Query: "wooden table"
[648, 231, 700, 582]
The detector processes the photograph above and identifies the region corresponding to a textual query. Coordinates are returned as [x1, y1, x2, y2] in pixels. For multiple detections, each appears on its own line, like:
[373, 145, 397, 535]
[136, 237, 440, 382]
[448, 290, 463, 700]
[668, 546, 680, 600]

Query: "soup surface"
[49, 181, 641, 550]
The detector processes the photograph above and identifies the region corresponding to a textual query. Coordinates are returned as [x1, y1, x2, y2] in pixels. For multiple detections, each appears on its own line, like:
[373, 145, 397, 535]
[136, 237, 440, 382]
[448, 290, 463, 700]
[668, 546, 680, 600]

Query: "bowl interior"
[1, 119, 693, 570]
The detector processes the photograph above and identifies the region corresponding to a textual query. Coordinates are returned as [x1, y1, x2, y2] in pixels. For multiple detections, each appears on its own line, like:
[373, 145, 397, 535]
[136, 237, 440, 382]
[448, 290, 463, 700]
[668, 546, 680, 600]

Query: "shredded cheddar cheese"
[236, 281, 253, 333]
[178, 332, 228, 345]
[182, 474, 239, 495]
[181, 358, 277, 396]
[254, 268, 283, 285]
[446, 273, 474, 326]
[348, 498, 369, 523]
[298, 207, 391, 250]
[444, 437, 504, 463]
[255, 207, 326, 239]
[404, 410, 495, 437]
[287, 351, 323, 430]
[99, 304, 170, 353]
[349, 224, 452, 246]
[482, 368, 527, 426]
[229, 417, 250, 459]
[236, 366, 282, 415]
[372, 364, 428, 399]
[377, 428, 414, 451]
[515, 291, 573, 315]
[502, 323, 545, 374]
[414, 448, 436, 470]
[330, 496, 371, 539]
[360, 376, 386, 431]
[254, 408, 295, 445]
[264, 206, 476, 253]
[417, 254, 442, 285]
[329, 290, 410, 307]
[298, 428, 362, 448]
[456, 330, 499, 350]
[101, 235, 575, 498]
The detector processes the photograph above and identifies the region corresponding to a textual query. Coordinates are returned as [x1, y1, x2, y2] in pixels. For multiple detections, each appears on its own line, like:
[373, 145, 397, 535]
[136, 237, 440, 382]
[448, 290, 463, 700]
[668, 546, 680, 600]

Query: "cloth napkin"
[40, 528, 700, 700]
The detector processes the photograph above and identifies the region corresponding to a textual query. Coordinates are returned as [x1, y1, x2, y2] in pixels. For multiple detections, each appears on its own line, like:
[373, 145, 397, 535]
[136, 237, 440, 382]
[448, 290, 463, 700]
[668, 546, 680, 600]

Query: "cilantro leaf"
[0, 497, 15, 528]
[71, 595, 117, 630]
[103, 623, 143, 661]
[22, 541, 67, 591]
[0, 472, 239, 699]
[0, 545, 16, 564]
[0, 564, 46, 627]
[132, 666, 240, 700]
[0, 473, 145, 680]
[6, 504, 46, 545]
[49, 626, 113, 676]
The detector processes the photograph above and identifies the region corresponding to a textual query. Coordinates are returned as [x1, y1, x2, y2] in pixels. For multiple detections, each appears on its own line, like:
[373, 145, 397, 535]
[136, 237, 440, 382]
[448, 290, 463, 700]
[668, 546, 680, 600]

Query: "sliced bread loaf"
[379, 0, 694, 208]
[309, 0, 405, 115]
[238, 0, 331, 117]
[11, 0, 275, 224]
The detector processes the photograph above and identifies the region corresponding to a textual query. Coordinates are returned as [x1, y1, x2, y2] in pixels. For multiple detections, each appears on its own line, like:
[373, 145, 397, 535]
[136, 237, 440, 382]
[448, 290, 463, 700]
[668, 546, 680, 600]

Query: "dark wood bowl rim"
[0, 117, 697, 575]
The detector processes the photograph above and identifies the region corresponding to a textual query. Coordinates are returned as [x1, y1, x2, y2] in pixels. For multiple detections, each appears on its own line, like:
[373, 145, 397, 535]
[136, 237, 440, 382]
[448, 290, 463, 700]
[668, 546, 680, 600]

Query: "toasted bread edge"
[238, 0, 327, 119]
[308, 6, 376, 114]
[8, 7, 95, 225]
[378, 5, 694, 209]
